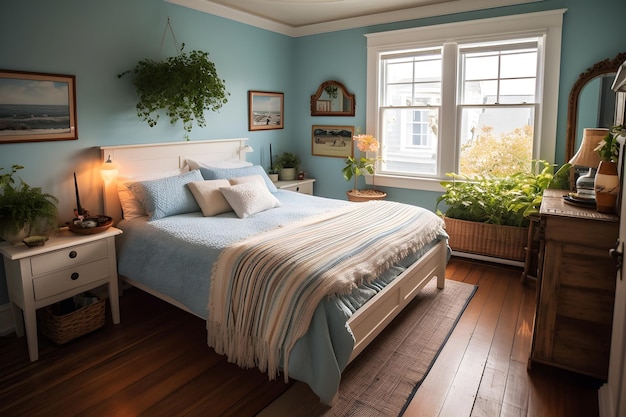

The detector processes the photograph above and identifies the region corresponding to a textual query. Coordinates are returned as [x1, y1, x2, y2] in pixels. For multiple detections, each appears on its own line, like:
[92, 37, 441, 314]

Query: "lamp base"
[575, 167, 596, 199]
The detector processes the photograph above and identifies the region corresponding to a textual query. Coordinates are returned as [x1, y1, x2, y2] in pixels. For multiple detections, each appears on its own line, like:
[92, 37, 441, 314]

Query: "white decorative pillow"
[187, 179, 232, 217]
[117, 168, 189, 220]
[199, 165, 278, 193]
[219, 182, 281, 219]
[127, 169, 203, 221]
[185, 158, 253, 171]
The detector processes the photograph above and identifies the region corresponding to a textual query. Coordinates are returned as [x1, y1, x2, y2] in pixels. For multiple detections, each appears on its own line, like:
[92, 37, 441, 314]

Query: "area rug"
[257, 279, 476, 417]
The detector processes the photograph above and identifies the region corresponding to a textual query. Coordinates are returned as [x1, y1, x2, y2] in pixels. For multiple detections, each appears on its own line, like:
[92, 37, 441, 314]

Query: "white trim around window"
[365, 9, 566, 192]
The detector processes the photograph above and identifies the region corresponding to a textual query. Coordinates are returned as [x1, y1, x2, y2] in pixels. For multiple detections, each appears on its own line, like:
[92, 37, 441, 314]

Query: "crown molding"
[166, 0, 544, 37]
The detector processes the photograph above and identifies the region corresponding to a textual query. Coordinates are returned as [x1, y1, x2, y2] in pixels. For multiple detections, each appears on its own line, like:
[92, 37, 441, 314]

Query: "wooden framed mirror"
[310, 80, 355, 116]
[565, 52, 626, 161]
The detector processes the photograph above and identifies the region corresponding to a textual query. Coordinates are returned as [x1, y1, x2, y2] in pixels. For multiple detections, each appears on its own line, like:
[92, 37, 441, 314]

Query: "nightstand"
[274, 178, 316, 195]
[0, 227, 122, 361]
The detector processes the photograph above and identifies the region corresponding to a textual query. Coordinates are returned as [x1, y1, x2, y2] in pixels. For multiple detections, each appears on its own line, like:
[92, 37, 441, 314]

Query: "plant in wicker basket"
[435, 160, 558, 260]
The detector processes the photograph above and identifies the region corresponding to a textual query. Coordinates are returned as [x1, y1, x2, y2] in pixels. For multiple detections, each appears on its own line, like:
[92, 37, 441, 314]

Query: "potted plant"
[435, 160, 556, 261]
[118, 45, 230, 140]
[342, 133, 386, 202]
[274, 152, 301, 181]
[0, 165, 58, 244]
[594, 124, 623, 213]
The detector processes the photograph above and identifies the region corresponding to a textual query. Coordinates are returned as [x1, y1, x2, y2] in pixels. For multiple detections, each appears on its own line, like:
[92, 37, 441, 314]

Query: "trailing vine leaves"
[118, 45, 229, 139]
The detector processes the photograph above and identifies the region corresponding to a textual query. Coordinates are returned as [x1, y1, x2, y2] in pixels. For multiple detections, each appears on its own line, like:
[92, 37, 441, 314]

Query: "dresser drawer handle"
[69, 250, 77, 259]
[71, 272, 79, 281]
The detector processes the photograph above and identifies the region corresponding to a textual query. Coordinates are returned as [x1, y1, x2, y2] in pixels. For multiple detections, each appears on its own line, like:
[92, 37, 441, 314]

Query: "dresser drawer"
[30, 240, 108, 276]
[32, 258, 110, 301]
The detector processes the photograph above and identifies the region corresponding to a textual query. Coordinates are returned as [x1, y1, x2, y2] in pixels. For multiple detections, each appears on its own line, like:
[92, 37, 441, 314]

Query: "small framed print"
[311, 125, 354, 158]
[248, 91, 284, 131]
[0, 69, 78, 144]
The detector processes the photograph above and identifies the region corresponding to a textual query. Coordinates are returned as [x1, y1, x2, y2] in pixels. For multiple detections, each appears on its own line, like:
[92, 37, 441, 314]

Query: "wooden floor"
[0, 258, 601, 417]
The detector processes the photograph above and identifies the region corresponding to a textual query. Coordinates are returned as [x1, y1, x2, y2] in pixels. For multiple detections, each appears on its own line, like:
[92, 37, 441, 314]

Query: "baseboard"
[451, 250, 524, 268]
[0, 302, 15, 336]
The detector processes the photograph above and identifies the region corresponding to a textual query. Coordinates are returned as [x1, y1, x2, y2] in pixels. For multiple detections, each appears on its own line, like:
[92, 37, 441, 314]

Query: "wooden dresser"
[529, 189, 619, 380]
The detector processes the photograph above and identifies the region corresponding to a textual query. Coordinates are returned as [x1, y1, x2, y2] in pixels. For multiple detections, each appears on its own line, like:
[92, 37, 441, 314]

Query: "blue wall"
[0, 0, 625, 305]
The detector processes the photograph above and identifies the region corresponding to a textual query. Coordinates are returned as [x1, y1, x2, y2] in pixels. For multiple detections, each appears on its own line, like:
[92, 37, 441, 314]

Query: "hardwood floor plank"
[403, 261, 496, 417]
[438, 267, 511, 417]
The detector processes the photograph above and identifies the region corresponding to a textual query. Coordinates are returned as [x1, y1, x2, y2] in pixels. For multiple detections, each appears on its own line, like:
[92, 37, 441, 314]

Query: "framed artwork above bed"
[248, 91, 284, 131]
[0, 69, 78, 144]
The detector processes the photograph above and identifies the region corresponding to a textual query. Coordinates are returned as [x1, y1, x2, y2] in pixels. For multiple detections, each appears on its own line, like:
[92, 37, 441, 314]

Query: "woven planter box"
[38, 298, 105, 345]
[443, 217, 527, 262]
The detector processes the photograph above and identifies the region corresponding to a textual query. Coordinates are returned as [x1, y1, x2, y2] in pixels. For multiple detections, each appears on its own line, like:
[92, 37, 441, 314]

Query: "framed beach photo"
[248, 91, 284, 131]
[311, 125, 354, 158]
[0, 70, 78, 144]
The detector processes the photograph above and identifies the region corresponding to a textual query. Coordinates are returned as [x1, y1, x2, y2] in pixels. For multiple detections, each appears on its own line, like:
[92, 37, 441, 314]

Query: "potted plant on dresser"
[435, 160, 559, 262]
[594, 124, 623, 213]
[0, 165, 58, 244]
[274, 152, 301, 181]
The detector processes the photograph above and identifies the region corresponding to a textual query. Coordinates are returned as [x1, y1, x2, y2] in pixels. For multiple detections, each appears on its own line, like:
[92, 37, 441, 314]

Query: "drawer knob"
[71, 272, 79, 281]
[69, 250, 77, 259]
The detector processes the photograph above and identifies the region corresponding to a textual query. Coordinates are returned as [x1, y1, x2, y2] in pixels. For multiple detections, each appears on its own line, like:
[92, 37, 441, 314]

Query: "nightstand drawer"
[30, 240, 108, 276]
[32, 258, 110, 301]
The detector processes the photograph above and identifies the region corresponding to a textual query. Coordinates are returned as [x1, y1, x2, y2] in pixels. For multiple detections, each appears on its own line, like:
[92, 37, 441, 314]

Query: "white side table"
[274, 178, 316, 195]
[0, 227, 122, 361]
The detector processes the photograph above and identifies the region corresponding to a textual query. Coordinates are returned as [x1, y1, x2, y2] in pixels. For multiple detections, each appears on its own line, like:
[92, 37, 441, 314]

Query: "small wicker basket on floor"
[37, 298, 105, 345]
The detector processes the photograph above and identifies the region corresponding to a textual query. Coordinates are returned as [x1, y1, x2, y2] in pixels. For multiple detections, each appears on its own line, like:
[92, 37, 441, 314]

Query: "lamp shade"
[100, 155, 119, 184]
[568, 128, 607, 168]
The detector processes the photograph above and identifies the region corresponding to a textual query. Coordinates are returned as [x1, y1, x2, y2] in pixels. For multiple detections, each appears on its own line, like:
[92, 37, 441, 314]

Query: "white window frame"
[365, 9, 565, 192]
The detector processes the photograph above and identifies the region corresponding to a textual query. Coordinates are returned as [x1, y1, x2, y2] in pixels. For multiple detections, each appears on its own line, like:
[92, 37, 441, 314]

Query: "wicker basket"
[38, 298, 105, 345]
[443, 217, 527, 262]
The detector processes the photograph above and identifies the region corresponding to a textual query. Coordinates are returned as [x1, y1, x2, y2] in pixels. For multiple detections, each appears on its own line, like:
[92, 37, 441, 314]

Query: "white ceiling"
[167, 0, 542, 36]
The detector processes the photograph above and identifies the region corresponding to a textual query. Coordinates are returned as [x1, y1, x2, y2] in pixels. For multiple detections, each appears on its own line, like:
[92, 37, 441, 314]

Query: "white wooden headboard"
[100, 138, 249, 224]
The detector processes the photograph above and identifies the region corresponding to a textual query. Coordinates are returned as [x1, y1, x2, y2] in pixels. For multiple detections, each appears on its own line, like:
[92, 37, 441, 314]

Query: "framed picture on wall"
[248, 91, 284, 131]
[0, 70, 78, 144]
[311, 125, 354, 158]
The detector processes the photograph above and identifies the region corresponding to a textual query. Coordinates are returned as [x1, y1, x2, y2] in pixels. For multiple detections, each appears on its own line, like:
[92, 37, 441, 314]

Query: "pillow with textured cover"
[200, 165, 278, 193]
[128, 169, 203, 221]
[117, 167, 189, 220]
[187, 179, 232, 217]
[219, 182, 281, 218]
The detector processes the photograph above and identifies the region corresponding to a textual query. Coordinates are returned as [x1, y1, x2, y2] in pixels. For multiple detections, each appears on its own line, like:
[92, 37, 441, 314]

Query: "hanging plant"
[118, 43, 229, 139]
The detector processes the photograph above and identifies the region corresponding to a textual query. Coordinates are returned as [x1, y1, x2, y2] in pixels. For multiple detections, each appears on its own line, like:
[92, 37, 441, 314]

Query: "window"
[366, 10, 564, 191]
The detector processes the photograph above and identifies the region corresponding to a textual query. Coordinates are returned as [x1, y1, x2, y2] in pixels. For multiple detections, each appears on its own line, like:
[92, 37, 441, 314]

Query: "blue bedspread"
[115, 191, 448, 403]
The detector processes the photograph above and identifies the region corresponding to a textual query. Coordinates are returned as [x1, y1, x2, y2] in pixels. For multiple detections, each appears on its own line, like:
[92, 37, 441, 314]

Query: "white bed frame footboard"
[99, 139, 447, 385]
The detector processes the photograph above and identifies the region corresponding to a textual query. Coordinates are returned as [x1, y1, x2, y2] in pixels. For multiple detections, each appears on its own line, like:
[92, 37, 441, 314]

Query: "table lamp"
[568, 128, 607, 199]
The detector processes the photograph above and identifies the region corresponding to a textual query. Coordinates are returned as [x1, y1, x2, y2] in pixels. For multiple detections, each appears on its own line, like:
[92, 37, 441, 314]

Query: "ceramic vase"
[594, 161, 619, 213]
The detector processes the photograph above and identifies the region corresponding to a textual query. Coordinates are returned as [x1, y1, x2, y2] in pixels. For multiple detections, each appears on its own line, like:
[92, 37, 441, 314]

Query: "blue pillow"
[199, 165, 278, 193]
[128, 169, 203, 220]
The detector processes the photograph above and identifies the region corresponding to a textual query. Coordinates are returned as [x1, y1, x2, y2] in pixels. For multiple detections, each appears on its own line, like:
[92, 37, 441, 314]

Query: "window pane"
[458, 106, 535, 176]
[500, 79, 536, 101]
[501, 51, 537, 78]
[380, 107, 439, 175]
[464, 54, 499, 80]
[463, 80, 498, 104]
[386, 59, 414, 83]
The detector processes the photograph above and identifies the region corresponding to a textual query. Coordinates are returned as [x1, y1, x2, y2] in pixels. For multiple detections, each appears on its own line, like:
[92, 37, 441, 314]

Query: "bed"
[100, 138, 449, 404]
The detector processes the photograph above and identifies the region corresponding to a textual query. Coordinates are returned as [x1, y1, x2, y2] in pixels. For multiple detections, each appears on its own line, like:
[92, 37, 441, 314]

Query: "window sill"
[366, 174, 445, 192]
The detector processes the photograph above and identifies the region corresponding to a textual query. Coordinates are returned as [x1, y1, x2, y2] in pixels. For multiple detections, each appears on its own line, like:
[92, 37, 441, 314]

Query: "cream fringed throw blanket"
[207, 201, 445, 382]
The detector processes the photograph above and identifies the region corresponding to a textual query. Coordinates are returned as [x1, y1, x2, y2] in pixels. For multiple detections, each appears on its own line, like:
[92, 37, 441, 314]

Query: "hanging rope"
[160, 17, 181, 56]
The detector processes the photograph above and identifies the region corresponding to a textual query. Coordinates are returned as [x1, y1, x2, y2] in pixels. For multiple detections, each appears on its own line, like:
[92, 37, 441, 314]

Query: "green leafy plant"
[0, 165, 58, 239]
[342, 134, 382, 191]
[273, 152, 301, 170]
[436, 160, 556, 227]
[118, 45, 229, 140]
[595, 124, 624, 162]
